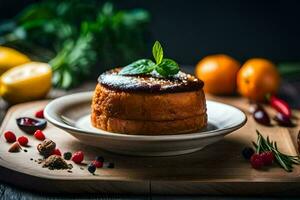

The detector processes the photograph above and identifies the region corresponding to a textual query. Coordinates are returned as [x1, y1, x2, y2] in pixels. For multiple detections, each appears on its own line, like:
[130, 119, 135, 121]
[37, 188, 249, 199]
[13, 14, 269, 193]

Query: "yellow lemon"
[0, 62, 52, 104]
[0, 46, 31, 75]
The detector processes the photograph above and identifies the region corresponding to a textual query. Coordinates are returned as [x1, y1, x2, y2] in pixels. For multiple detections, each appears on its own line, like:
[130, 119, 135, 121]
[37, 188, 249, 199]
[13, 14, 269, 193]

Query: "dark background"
[1, 0, 300, 65]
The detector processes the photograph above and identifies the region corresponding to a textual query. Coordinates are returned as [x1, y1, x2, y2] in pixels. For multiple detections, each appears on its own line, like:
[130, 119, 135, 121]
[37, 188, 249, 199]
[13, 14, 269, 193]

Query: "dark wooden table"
[1, 69, 300, 199]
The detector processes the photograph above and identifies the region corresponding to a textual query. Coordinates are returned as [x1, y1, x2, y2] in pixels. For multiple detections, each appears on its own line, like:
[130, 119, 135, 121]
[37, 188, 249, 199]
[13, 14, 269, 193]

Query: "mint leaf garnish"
[152, 41, 163, 64]
[157, 58, 179, 75]
[119, 41, 179, 77]
[119, 59, 155, 75]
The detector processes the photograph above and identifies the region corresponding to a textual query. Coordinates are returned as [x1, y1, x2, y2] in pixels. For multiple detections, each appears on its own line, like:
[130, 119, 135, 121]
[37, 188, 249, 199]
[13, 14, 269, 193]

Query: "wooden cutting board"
[0, 96, 300, 195]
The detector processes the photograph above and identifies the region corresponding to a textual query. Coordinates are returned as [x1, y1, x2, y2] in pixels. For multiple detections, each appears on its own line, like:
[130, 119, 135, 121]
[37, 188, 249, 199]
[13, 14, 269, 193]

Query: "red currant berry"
[72, 151, 84, 164]
[92, 160, 103, 168]
[260, 151, 274, 166]
[17, 136, 29, 146]
[250, 153, 264, 169]
[34, 130, 45, 141]
[4, 131, 16, 143]
[51, 148, 62, 156]
[35, 109, 44, 118]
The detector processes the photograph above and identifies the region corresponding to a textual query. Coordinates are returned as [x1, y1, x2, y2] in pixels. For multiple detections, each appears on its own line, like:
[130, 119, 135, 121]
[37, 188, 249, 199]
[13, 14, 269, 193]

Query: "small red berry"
[17, 136, 29, 146]
[35, 109, 44, 119]
[92, 160, 103, 168]
[72, 151, 84, 164]
[260, 151, 274, 166]
[51, 148, 62, 156]
[250, 153, 264, 169]
[4, 131, 16, 143]
[34, 130, 45, 141]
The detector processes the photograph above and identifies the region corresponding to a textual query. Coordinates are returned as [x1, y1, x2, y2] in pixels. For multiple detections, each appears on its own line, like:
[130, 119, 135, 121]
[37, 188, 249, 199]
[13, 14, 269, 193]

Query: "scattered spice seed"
[67, 170, 73, 173]
[30, 158, 33, 161]
[24, 149, 28, 152]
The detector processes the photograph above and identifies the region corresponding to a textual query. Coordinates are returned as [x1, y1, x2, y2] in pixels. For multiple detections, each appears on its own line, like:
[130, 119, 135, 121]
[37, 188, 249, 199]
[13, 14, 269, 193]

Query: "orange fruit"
[237, 58, 280, 101]
[195, 54, 240, 95]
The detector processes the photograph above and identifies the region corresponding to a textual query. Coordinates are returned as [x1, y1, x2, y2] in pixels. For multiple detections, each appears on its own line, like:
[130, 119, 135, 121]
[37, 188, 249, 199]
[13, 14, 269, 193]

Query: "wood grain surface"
[0, 96, 299, 195]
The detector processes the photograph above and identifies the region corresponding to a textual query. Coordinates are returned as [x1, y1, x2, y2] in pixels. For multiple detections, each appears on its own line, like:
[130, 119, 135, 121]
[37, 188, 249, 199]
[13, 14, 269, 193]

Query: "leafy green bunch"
[0, 0, 150, 89]
[119, 41, 179, 77]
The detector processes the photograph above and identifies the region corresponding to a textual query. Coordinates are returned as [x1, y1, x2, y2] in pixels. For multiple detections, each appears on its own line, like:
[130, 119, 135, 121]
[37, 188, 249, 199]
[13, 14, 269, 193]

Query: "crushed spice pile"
[43, 155, 71, 170]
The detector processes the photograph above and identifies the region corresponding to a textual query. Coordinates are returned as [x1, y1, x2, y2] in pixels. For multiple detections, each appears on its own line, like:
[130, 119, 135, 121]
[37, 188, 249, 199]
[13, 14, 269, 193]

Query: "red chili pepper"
[266, 94, 292, 118]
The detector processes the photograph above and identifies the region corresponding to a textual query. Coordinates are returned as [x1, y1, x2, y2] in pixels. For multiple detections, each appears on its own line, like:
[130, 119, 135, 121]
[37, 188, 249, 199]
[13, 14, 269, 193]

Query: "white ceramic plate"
[44, 91, 247, 156]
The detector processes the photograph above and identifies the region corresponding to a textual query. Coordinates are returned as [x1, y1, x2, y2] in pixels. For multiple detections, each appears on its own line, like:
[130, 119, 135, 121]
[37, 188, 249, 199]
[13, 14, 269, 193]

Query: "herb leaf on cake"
[119, 41, 179, 77]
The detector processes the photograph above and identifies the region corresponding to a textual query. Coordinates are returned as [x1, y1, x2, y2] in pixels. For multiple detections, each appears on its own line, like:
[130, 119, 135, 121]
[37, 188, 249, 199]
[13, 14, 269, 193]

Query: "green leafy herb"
[0, 1, 150, 89]
[152, 41, 163, 64]
[49, 31, 96, 89]
[119, 40, 179, 77]
[253, 130, 300, 172]
[158, 58, 179, 75]
[118, 59, 155, 75]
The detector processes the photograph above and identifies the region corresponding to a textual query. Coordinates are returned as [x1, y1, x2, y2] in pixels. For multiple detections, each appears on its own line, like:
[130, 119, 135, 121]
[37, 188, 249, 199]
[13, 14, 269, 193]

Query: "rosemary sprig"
[253, 130, 300, 172]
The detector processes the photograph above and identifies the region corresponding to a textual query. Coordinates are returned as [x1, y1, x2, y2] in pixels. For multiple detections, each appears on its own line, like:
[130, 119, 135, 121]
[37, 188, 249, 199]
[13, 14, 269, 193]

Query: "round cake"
[91, 69, 207, 135]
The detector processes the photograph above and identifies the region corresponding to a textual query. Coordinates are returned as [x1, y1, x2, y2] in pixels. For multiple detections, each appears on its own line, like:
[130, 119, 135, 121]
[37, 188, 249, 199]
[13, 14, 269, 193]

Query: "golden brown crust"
[92, 84, 206, 121]
[91, 112, 207, 135]
[91, 83, 207, 135]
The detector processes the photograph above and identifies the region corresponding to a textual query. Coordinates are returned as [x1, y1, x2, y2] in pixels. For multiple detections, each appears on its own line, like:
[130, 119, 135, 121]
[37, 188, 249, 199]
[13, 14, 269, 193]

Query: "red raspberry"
[92, 160, 103, 168]
[51, 148, 62, 156]
[72, 151, 84, 164]
[17, 136, 29, 146]
[4, 131, 16, 143]
[34, 130, 45, 141]
[250, 153, 264, 169]
[260, 151, 274, 166]
[35, 109, 44, 118]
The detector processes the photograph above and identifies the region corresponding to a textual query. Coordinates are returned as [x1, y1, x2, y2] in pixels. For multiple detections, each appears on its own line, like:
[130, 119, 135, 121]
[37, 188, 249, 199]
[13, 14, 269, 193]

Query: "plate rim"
[44, 91, 247, 141]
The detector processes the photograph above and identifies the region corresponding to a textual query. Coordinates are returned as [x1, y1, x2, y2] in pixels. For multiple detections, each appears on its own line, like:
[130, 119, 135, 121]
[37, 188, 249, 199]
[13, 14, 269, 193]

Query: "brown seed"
[37, 139, 56, 158]
[8, 142, 21, 152]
